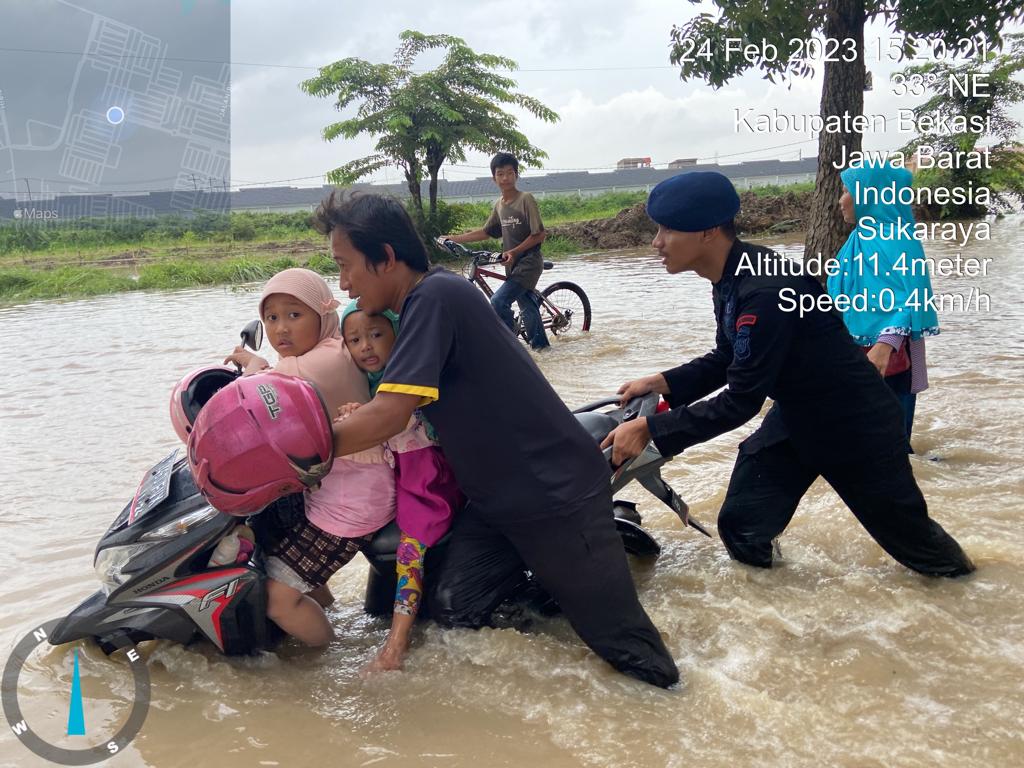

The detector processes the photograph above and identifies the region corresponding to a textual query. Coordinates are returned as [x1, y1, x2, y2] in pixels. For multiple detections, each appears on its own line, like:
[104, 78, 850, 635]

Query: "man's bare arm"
[447, 228, 491, 244]
[332, 391, 420, 456]
[510, 231, 545, 256]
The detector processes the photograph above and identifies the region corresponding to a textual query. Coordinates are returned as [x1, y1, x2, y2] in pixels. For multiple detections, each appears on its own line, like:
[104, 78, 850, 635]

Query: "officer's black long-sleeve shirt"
[646, 239, 907, 462]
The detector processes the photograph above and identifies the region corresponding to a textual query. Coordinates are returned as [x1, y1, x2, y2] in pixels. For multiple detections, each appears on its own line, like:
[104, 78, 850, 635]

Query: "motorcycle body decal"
[147, 569, 250, 650]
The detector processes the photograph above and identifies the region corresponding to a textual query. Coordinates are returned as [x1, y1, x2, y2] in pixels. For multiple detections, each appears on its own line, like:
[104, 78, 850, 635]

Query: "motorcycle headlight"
[94, 544, 153, 594]
[139, 505, 221, 541]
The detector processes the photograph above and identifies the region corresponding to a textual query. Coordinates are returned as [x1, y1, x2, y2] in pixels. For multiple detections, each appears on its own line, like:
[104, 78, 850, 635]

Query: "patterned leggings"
[394, 533, 427, 616]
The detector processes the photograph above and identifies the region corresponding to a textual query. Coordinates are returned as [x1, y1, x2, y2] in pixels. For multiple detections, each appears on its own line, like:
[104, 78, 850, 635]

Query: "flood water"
[1, 219, 1023, 767]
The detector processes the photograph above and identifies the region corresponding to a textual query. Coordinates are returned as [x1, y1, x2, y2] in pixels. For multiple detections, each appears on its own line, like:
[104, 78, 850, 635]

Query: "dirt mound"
[548, 204, 657, 251]
[735, 190, 813, 234]
[548, 190, 816, 250]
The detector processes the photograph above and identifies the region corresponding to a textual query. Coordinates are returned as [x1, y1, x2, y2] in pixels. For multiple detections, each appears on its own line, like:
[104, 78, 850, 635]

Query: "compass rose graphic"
[2, 619, 151, 765]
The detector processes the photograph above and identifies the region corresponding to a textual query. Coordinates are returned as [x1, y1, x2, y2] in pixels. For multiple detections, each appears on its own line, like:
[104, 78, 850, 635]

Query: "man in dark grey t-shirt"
[322, 191, 679, 688]
[444, 152, 550, 350]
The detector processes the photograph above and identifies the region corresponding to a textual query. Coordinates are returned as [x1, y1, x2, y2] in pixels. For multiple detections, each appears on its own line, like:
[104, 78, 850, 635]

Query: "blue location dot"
[106, 106, 125, 125]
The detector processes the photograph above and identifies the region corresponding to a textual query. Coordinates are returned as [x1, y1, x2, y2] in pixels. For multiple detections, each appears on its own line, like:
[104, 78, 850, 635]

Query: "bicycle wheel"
[540, 281, 592, 338]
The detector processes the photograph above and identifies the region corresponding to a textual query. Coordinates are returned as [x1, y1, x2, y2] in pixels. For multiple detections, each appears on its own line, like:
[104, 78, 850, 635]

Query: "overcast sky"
[10, 0, 1019, 191]
[234, 0, 848, 185]
[230, 0, 1024, 187]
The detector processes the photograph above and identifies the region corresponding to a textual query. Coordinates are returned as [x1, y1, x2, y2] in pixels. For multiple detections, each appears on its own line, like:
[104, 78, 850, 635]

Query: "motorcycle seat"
[365, 519, 455, 559]
[366, 520, 402, 557]
[575, 411, 619, 443]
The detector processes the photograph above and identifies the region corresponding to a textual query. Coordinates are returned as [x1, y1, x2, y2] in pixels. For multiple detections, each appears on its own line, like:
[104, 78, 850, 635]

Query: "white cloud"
[226, 1, 1024, 187]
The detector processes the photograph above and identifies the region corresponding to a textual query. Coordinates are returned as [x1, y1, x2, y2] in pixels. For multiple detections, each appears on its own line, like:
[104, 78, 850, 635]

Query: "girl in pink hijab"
[225, 268, 400, 661]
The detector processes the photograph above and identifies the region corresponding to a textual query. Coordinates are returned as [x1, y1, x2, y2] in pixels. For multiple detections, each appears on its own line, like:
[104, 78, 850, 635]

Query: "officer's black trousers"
[428, 487, 680, 688]
[717, 438, 974, 577]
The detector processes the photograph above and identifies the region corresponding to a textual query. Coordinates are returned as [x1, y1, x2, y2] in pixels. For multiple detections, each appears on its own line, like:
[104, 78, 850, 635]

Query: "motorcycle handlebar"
[571, 396, 622, 414]
[572, 393, 659, 417]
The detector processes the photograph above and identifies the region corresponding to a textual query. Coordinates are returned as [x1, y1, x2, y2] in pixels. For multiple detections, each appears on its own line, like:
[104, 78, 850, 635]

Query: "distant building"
[0, 158, 820, 219]
[616, 157, 652, 170]
[668, 158, 698, 169]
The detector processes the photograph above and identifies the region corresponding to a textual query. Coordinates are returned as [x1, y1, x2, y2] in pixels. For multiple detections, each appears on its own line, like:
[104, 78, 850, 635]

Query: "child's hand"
[336, 402, 362, 420]
[223, 345, 252, 368]
[363, 643, 406, 674]
[362, 630, 411, 675]
[224, 346, 268, 374]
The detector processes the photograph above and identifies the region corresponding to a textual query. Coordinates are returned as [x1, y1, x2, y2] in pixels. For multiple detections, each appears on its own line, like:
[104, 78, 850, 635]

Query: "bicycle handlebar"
[436, 238, 504, 264]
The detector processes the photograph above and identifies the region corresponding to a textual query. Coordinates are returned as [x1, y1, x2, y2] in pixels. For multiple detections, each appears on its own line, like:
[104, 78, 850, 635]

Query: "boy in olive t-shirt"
[443, 152, 550, 349]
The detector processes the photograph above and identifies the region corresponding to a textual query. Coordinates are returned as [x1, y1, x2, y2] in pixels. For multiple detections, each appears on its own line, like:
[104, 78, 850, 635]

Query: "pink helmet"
[187, 372, 334, 516]
[169, 366, 241, 443]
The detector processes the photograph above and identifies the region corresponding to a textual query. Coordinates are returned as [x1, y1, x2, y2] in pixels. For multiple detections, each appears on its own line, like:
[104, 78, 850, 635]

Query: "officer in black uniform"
[602, 171, 973, 577]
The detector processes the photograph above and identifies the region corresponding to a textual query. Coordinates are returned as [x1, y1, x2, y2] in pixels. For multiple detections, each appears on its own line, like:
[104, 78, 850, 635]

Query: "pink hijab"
[258, 268, 369, 413]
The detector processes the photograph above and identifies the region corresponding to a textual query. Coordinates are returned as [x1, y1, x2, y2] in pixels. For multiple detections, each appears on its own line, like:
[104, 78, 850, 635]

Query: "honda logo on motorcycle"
[256, 383, 281, 419]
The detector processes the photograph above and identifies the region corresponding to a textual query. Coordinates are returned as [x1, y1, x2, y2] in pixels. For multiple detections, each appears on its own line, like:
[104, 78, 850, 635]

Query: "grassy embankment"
[0, 185, 812, 302]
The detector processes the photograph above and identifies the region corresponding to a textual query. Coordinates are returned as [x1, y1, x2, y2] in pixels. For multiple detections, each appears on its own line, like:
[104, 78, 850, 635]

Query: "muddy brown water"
[1, 219, 1022, 767]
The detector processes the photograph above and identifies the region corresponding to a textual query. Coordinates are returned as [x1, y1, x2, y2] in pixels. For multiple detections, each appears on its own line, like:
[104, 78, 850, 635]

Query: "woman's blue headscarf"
[826, 163, 940, 345]
[340, 300, 400, 395]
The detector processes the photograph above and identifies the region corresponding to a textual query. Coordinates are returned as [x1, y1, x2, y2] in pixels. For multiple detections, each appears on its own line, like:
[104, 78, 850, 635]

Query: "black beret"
[646, 171, 740, 232]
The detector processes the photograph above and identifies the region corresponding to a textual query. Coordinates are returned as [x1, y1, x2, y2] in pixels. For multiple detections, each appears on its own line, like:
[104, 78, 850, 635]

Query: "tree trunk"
[425, 147, 444, 216]
[404, 159, 423, 217]
[805, 0, 866, 279]
[427, 171, 439, 216]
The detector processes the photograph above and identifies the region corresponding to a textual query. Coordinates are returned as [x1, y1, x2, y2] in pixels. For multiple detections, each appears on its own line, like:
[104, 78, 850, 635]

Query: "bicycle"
[435, 238, 592, 342]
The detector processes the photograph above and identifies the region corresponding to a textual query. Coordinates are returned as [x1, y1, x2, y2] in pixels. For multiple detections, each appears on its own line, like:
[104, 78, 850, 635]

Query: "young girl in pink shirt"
[338, 301, 462, 670]
[225, 269, 408, 668]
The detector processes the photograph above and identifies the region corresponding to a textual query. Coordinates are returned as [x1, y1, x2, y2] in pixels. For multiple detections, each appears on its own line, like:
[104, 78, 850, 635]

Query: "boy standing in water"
[443, 152, 550, 350]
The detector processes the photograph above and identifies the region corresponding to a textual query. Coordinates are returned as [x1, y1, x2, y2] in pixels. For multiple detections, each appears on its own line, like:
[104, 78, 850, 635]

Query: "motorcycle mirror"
[240, 319, 263, 351]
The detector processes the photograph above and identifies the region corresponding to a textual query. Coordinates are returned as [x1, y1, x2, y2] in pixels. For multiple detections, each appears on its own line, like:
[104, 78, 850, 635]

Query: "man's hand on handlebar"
[600, 417, 651, 468]
[617, 374, 669, 406]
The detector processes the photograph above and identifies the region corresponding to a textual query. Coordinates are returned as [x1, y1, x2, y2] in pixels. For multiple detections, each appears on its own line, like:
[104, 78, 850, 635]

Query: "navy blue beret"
[646, 171, 740, 232]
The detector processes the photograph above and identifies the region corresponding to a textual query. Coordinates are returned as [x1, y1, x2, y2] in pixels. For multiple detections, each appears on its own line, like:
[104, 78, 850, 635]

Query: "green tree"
[669, 0, 1024, 274]
[900, 33, 1024, 217]
[300, 30, 559, 218]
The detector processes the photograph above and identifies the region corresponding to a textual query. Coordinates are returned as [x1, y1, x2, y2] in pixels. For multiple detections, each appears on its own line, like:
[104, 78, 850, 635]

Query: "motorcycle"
[49, 324, 708, 655]
[363, 393, 711, 619]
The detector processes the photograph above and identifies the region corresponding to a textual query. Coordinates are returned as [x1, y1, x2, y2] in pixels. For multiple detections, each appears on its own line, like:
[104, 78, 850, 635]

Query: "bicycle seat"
[543, 261, 553, 270]
[575, 411, 619, 443]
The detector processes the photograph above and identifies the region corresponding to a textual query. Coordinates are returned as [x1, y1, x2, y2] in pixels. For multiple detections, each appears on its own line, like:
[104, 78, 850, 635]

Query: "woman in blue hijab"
[827, 163, 939, 444]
